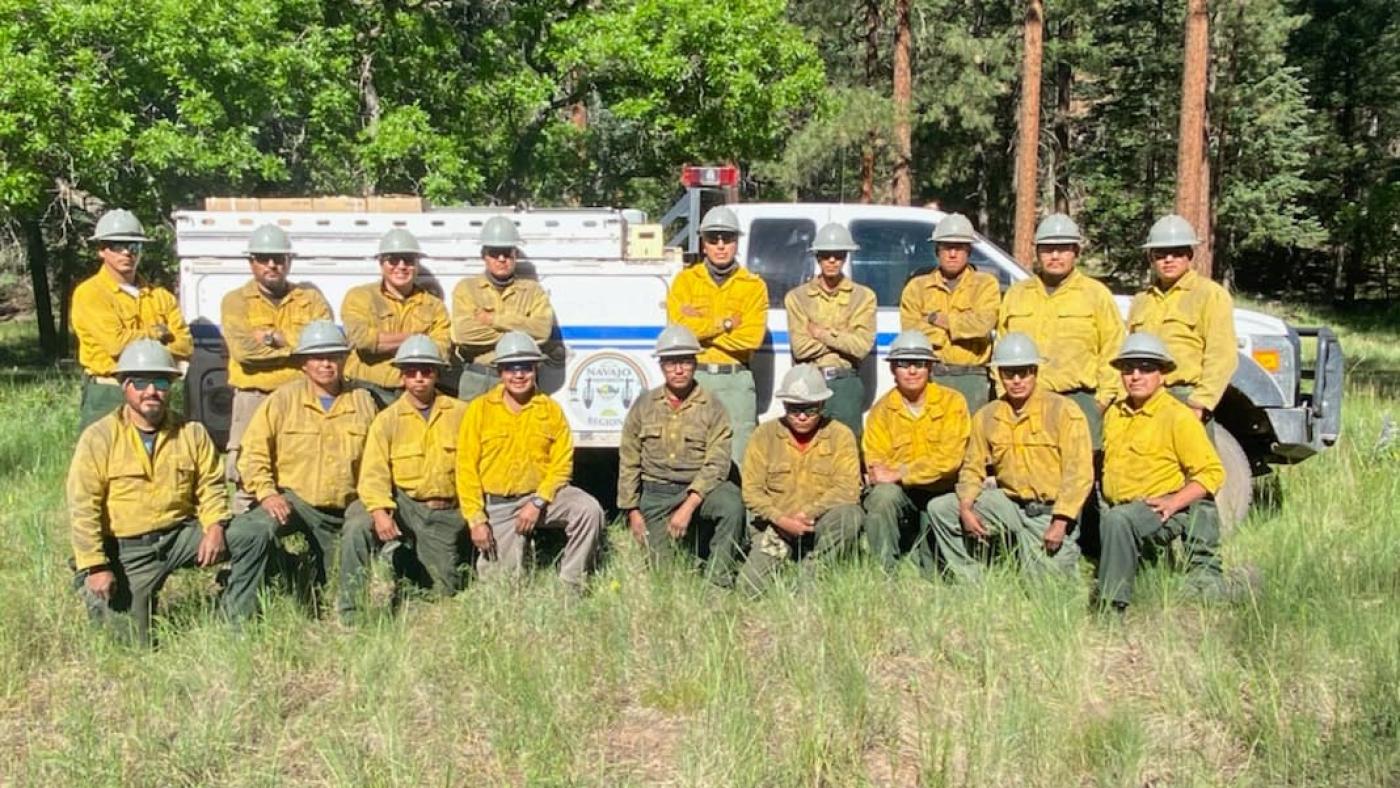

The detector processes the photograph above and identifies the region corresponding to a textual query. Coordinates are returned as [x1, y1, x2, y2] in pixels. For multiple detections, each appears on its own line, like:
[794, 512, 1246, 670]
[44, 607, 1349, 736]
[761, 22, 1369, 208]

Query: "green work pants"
[337, 492, 469, 622]
[1095, 499, 1222, 607]
[736, 504, 863, 597]
[822, 372, 865, 444]
[934, 369, 991, 414]
[928, 488, 1081, 582]
[861, 483, 939, 574]
[232, 491, 364, 604]
[694, 368, 756, 468]
[78, 377, 125, 432]
[637, 481, 747, 588]
[73, 517, 274, 645]
[457, 366, 496, 404]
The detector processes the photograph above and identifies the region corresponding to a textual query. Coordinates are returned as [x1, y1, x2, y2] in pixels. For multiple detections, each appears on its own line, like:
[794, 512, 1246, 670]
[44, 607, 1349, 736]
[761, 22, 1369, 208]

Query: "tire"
[1214, 427, 1252, 535]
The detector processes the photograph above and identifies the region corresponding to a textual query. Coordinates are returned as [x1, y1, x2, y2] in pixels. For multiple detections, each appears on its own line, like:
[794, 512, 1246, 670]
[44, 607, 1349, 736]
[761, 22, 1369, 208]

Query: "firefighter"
[784, 222, 877, 441]
[1096, 333, 1226, 612]
[1127, 214, 1238, 420]
[341, 229, 451, 406]
[220, 223, 333, 513]
[72, 209, 193, 430]
[67, 340, 271, 644]
[861, 330, 971, 574]
[898, 213, 1001, 412]
[928, 333, 1094, 582]
[998, 213, 1125, 444]
[338, 335, 469, 623]
[456, 331, 603, 592]
[233, 320, 379, 603]
[735, 364, 863, 597]
[451, 216, 557, 403]
[665, 205, 769, 466]
[617, 324, 746, 587]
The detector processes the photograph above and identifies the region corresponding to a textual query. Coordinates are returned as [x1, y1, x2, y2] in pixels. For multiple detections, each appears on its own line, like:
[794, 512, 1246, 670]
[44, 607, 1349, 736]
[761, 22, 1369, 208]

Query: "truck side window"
[970, 246, 1014, 290]
[747, 218, 816, 307]
[849, 220, 936, 306]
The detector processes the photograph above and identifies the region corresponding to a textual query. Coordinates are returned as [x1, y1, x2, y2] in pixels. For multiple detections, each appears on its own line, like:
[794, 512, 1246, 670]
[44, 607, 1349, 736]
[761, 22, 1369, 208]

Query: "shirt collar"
[1117, 386, 1169, 417]
[99, 265, 147, 293]
[1153, 269, 1198, 295]
[806, 276, 853, 297]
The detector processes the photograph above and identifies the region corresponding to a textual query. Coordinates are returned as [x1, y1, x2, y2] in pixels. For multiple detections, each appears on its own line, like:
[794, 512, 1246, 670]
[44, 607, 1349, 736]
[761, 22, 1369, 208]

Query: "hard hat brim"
[1140, 239, 1199, 250]
[93, 232, 152, 243]
[391, 357, 448, 368]
[491, 353, 546, 366]
[1111, 352, 1177, 371]
[292, 344, 352, 356]
[990, 357, 1046, 369]
[118, 365, 181, 377]
[775, 390, 834, 404]
[887, 352, 936, 362]
[809, 243, 860, 253]
[932, 235, 978, 244]
[653, 349, 701, 359]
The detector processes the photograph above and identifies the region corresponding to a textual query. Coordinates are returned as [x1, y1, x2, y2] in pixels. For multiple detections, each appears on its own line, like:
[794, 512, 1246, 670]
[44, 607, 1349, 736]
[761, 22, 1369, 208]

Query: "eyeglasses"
[1149, 248, 1192, 260]
[122, 376, 173, 392]
[998, 366, 1037, 380]
[783, 403, 822, 417]
[702, 232, 737, 245]
[102, 241, 143, 255]
[1115, 360, 1162, 374]
[381, 255, 419, 268]
[892, 360, 931, 370]
[499, 362, 535, 374]
[483, 247, 515, 259]
[398, 365, 438, 378]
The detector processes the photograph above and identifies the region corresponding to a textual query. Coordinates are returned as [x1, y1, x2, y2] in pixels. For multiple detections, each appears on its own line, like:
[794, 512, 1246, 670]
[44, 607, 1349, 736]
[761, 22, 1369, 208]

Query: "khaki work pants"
[477, 485, 603, 591]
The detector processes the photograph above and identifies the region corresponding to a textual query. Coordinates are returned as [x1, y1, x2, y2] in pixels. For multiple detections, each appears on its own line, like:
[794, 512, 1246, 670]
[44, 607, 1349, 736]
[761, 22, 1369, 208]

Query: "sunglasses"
[660, 357, 697, 368]
[102, 241, 143, 255]
[123, 376, 173, 392]
[381, 255, 419, 268]
[1115, 360, 1163, 374]
[892, 360, 931, 370]
[1150, 248, 1192, 260]
[399, 365, 438, 378]
[702, 232, 737, 245]
[816, 251, 847, 260]
[783, 403, 823, 417]
[499, 362, 535, 374]
[483, 247, 515, 258]
[251, 255, 289, 267]
[998, 366, 1037, 380]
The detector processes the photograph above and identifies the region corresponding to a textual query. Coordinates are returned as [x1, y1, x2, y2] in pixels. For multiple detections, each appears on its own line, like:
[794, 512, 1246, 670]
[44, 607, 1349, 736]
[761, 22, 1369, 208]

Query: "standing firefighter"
[1127, 214, 1238, 419]
[341, 229, 451, 406]
[456, 331, 603, 592]
[736, 364, 863, 597]
[220, 223, 333, 513]
[1096, 333, 1226, 613]
[72, 209, 193, 430]
[784, 222, 877, 441]
[861, 330, 971, 574]
[898, 213, 1001, 412]
[233, 321, 379, 604]
[929, 333, 1094, 582]
[617, 325, 747, 587]
[998, 213, 1124, 443]
[666, 206, 769, 466]
[339, 336, 469, 623]
[451, 216, 556, 403]
[67, 340, 271, 644]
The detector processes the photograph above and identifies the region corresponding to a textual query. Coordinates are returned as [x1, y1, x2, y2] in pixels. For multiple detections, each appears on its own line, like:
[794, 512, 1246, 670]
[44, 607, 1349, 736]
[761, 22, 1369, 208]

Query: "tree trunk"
[1013, 0, 1045, 271]
[1176, 0, 1211, 277]
[861, 0, 880, 203]
[1053, 23, 1073, 214]
[22, 217, 58, 358]
[891, 0, 912, 205]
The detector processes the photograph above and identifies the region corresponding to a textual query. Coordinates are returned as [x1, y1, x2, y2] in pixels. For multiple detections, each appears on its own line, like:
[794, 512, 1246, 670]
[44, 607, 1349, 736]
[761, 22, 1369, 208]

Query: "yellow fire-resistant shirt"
[451, 276, 555, 364]
[741, 418, 861, 523]
[898, 269, 1001, 365]
[455, 386, 573, 527]
[617, 384, 733, 510]
[220, 280, 333, 391]
[666, 264, 769, 366]
[357, 393, 468, 512]
[956, 389, 1094, 520]
[784, 278, 877, 369]
[1127, 270, 1238, 411]
[71, 267, 193, 377]
[1102, 387, 1225, 505]
[862, 384, 972, 490]
[236, 379, 378, 509]
[341, 283, 451, 388]
[998, 269, 1126, 406]
[67, 409, 229, 571]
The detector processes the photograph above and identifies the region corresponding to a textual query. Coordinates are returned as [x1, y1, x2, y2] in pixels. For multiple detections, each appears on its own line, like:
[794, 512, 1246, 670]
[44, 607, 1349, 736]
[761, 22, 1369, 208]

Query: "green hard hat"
[1141, 214, 1200, 249]
[1034, 213, 1084, 245]
[392, 334, 447, 367]
[775, 364, 833, 404]
[115, 339, 180, 376]
[887, 329, 936, 362]
[480, 216, 523, 248]
[809, 222, 859, 253]
[493, 330, 546, 365]
[931, 213, 977, 244]
[1113, 332, 1176, 371]
[246, 223, 294, 256]
[698, 206, 741, 234]
[91, 209, 151, 243]
[990, 332, 1045, 368]
[292, 320, 351, 356]
[653, 324, 702, 358]
[378, 228, 423, 257]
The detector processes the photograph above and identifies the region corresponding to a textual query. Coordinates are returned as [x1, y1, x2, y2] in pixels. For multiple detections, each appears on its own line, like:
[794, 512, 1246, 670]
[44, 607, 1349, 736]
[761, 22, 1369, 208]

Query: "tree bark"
[22, 217, 58, 358]
[1013, 0, 1045, 271]
[1176, 0, 1211, 277]
[891, 0, 912, 205]
[861, 0, 880, 203]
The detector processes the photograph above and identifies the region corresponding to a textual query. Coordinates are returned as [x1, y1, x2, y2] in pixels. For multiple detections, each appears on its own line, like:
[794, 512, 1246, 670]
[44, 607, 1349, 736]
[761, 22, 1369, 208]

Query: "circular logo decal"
[567, 352, 649, 428]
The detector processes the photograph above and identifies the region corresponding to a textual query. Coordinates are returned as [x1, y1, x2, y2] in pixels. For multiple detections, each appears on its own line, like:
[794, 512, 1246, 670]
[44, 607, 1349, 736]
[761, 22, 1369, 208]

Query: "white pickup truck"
[175, 189, 1343, 524]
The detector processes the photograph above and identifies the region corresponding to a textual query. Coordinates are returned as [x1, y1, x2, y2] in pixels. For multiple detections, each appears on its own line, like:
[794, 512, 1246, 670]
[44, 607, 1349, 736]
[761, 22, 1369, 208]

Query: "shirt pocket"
[1161, 312, 1201, 352]
[390, 443, 427, 484]
[765, 461, 794, 496]
[1002, 303, 1036, 333]
[1055, 307, 1097, 350]
[107, 459, 149, 520]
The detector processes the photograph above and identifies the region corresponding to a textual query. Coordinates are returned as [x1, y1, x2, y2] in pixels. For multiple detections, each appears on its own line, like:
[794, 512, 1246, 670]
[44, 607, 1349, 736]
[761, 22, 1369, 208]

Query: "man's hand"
[1145, 494, 1182, 522]
[1190, 405, 1207, 421]
[959, 503, 988, 541]
[626, 509, 647, 546]
[371, 509, 402, 542]
[515, 501, 542, 535]
[474, 309, 495, 326]
[196, 524, 227, 567]
[85, 569, 116, 601]
[867, 463, 902, 485]
[728, 313, 743, 329]
[680, 305, 703, 318]
[151, 323, 174, 343]
[810, 324, 832, 342]
[771, 513, 815, 538]
[1043, 516, 1069, 554]
[470, 523, 494, 554]
[259, 493, 292, 526]
[668, 493, 701, 539]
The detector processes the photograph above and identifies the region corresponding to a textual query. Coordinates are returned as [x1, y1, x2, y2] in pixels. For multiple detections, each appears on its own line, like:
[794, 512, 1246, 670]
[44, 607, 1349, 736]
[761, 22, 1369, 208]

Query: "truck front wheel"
[1215, 427, 1252, 534]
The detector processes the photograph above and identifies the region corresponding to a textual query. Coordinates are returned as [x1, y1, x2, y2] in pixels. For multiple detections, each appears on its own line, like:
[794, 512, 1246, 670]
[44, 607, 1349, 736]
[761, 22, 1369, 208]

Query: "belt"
[1009, 498, 1056, 518]
[932, 363, 987, 376]
[484, 493, 529, 506]
[642, 480, 690, 495]
[698, 362, 743, 374]
[820, 367, 857, 380]
[413, 497, 458, 510]
[116, 526, 182, 547]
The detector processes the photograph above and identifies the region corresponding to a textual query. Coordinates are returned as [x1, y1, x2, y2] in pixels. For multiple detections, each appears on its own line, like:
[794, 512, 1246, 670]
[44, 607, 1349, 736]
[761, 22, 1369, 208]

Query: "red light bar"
[680, 165, 740, 188]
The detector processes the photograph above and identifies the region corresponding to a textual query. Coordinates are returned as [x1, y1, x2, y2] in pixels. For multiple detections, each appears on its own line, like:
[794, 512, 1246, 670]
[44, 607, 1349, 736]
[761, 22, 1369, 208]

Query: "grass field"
[0, 316, 1395, 786]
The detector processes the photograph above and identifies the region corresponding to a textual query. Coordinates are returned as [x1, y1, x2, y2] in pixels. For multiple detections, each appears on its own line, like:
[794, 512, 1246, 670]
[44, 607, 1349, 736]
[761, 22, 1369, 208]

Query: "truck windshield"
[747, 218, 816, 307]
[849, 219, 935, 306]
